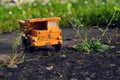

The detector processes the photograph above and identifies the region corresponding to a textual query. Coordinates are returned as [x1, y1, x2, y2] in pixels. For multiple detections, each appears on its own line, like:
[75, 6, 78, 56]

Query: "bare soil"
[0, 28, 120, 80]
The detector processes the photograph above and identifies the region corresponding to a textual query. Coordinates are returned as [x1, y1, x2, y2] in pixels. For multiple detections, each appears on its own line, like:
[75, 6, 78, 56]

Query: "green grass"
[0, 0, 120, 33]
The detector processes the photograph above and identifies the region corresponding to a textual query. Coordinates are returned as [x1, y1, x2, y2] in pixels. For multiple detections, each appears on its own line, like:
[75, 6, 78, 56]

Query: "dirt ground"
[0, 28, 120, 80]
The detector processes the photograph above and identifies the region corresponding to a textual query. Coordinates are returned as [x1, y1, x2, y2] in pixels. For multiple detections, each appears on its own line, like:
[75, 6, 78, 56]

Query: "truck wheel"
[53, 44, 61, 51]
[22, 36, 35, 53]
[22, 36, 27, 47]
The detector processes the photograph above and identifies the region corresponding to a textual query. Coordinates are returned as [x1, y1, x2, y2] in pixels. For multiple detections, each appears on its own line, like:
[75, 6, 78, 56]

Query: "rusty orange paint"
[19, 17, 62, 47]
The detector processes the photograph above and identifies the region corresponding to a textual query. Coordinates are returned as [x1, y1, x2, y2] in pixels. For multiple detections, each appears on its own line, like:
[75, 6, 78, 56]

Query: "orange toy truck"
[19, 17, 62, 53]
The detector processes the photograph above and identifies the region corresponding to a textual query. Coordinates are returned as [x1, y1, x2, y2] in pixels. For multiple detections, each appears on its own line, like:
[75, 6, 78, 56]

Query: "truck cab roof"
[25, 17, 61, 23]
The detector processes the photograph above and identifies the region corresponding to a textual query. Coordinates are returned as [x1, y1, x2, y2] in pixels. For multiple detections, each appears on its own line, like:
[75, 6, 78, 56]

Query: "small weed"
[8, 32, 25, 67]
[2, 32, 25, 68]
[74, 38, 113, 53]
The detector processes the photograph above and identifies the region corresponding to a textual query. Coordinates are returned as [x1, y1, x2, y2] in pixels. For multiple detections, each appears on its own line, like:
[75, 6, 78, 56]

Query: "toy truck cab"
[19, 17, 62, 53]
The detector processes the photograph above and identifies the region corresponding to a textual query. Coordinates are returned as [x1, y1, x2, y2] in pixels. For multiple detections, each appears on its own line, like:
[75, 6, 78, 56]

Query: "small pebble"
[46, 66, 54, 71]
[85, 77, 91, 80]
[110, 63, 116, 67]
[73, 39, 77, 42]
[71, 78, 78, 80]
[116, 51, 120, 54]
[7, 65, 18, 68]
[60, 54, 66, 58]
[90, 73, 96, 78]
